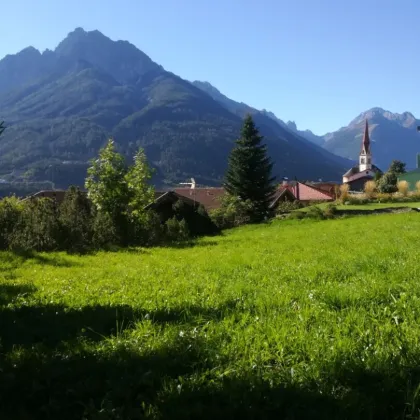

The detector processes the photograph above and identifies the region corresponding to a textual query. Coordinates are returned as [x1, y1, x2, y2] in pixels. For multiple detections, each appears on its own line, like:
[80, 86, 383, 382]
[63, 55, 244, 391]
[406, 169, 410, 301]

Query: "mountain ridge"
[0, 28, 348, 187]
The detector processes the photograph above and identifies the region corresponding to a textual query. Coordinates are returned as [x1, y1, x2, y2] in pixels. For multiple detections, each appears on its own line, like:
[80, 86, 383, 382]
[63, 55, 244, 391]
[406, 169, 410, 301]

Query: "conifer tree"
[224, 114, 275, 221]
[0, 121, 5, 137]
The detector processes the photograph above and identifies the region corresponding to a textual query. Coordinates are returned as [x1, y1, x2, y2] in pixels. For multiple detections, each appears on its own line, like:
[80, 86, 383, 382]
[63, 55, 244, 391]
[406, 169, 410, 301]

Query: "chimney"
[282, 177, 289, 186]
[417, 154, 420, 169]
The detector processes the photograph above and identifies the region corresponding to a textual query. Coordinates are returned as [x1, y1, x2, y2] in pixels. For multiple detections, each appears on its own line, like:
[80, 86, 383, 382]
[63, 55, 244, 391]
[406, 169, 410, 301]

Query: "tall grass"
[339, 183, 349, 202]
[397, 180, 410, 197]
[364, 180, 376, 198]
[2, 214, 420, 418]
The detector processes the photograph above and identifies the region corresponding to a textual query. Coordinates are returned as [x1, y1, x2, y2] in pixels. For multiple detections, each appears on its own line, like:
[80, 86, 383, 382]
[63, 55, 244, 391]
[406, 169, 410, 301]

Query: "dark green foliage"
[374, 171, 382, 182]
[10, 198, 61, 252]
[275, 200, 302, 214]
[0, 197, 23, 249]
[210, 195, 255, 229]
[171, 200, 219, 237]
[377, 171, 398, 193]
[224, 115, 275, 221]
[323, 204, 338, 218]
[59, 187, 93, 253]
[165, 217, 190, 242]
[92, 210, 120, 249]
[388, 160, 406, 175]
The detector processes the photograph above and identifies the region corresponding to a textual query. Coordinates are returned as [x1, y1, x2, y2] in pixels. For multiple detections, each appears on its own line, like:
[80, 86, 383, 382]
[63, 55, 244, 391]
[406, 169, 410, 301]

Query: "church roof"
[343, 164, 382, 180]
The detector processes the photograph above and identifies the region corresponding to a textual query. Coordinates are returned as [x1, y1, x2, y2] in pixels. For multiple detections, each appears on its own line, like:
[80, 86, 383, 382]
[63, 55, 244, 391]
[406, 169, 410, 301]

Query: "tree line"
[0, 115, 276, 253]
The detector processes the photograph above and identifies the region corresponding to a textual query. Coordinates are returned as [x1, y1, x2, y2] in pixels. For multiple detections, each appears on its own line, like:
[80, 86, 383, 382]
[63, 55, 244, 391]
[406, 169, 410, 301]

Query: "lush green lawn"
[2, 214, 420, 418]
[297, 201, 420, 212]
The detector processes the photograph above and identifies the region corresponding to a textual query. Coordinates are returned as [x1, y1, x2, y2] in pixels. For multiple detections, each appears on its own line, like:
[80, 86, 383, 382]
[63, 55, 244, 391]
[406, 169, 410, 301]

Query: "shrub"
[306, 206, 326, 220]
[275, 200, 302, 214]
[211, 195, 254, 229]
[0, 197, 23, 250]
[364, 180, 376, 198]
[339, 184, 349, 203]
[416, 181, 420, 194]
[172, 200, 219, 237]
[130, 210, 165, 247]
[92, 210, 119, 249]
[59, 187, 93, 254]
[376, 193, 393, 203]
[288, 211, 305, 220]
[165, 217, 190, 242]
[346, 196, 370, 205]
[323, 204, 338, 219]
[397, 180, 409, 197]
[10, 198, 61, 252]
[377, 172, 398, 193]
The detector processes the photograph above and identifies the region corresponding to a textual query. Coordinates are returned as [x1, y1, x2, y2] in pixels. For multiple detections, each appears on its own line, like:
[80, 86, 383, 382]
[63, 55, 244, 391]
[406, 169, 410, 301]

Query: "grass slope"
[2, 214, 420, 418]
[297, 201, 420, 212]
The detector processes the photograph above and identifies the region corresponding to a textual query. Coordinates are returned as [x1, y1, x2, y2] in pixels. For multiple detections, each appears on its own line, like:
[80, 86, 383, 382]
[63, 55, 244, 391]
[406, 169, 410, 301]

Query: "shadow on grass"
[0, 284, 240, 351]
[1, 285, 419, 419]
[0, 250, 81, 274]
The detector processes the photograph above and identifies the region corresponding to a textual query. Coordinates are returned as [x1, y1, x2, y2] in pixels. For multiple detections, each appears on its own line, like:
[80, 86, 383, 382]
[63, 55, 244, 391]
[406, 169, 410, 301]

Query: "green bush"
[323, 204, 338, 219]
[0, 197, 23, 250]
[165, 217, 190, 242]
[211, 195, 254, 229]
[275, 200, 302, 214]
[10, 198, 61, 252]
[59, 187, 93, 254]
[92, 210, 119, 249]
[288, 211, 305, 220]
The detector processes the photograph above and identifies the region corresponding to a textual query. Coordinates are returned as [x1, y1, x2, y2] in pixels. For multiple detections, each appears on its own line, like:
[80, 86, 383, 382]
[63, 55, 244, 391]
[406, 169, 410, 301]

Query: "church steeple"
[359, 119, 372, 171]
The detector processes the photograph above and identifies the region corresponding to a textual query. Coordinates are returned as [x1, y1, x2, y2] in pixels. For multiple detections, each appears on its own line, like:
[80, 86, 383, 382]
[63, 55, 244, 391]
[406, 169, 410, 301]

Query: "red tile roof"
[173, 188, 226, 211]
[279, 182, 333, 202]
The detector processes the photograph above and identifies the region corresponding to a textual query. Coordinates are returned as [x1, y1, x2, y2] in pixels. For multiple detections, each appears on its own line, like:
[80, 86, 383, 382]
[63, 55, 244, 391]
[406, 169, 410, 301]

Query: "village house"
[342, 120, 382, 191]
[269, 180, 335, 210]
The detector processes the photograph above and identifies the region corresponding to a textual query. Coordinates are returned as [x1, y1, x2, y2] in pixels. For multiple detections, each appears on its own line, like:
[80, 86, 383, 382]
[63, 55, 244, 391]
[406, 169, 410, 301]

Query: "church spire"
[361, 119, 371, 154]
[359, 119, 372, 171]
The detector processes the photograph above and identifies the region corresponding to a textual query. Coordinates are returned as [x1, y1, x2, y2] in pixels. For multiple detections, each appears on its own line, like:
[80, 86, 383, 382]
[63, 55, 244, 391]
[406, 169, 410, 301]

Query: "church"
[342, 120, 382, 191]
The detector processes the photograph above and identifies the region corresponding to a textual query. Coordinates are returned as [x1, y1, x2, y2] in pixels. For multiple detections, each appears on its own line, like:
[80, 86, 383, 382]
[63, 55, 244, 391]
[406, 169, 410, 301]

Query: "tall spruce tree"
[224, 114, 275, 221]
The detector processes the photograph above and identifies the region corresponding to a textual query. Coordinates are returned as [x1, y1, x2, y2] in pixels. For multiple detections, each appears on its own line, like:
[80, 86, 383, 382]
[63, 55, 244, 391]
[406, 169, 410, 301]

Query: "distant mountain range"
[0, 28, 349, 188]
[281, 108, 420, 171]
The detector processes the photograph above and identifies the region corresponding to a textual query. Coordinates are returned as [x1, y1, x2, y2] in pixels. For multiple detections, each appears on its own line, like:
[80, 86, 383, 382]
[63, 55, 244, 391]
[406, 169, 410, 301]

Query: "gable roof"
[269, 188, 296, 209]
[145, 191, 198, 211]
[173, 188, 225, 211]
[292, 182, 334, 201]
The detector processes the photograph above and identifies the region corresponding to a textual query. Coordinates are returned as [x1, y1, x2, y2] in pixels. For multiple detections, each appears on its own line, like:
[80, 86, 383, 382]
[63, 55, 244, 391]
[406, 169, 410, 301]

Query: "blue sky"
[1, 0, 419, 135]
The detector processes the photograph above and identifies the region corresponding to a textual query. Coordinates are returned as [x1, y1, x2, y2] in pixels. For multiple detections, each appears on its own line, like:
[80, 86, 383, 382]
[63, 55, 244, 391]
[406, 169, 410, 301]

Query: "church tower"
[359, 119, 372, 171]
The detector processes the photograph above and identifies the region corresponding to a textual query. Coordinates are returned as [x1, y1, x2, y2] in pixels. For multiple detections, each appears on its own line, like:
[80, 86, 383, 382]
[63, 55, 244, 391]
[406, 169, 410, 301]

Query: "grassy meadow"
[2, 213, 420, 418]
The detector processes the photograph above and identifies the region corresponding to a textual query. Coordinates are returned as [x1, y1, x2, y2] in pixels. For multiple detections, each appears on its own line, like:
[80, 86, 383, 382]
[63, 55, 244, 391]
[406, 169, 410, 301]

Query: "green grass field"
[2, 214, 420, 419]
[297, 201, 420, 212]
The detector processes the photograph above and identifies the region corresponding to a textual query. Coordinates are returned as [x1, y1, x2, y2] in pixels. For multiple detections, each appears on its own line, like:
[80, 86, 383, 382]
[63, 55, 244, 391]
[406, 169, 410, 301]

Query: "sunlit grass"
[2, 214, 420, 418]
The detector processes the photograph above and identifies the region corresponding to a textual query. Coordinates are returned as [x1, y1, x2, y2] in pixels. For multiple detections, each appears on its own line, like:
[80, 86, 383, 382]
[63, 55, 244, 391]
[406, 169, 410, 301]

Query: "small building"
[23, 190, 69, 204]
[342, 120, 382, 191]
[270, 180, 334, 211]
[398, 154, 420, 191]
[174, 187, 225, 212]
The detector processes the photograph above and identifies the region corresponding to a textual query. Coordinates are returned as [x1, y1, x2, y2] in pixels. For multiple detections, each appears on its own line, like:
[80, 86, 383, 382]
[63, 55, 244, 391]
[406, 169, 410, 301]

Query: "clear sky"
[1, 0, 419, 135]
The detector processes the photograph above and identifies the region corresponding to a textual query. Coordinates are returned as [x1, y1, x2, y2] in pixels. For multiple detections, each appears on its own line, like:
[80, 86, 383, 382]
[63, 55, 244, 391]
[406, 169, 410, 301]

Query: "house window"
[361, 158, 365, 164]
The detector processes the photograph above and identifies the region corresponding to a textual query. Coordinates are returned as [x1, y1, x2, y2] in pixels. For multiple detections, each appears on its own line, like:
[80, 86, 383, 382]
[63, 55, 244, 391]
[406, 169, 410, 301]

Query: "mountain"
[0, 28, 348, 188]
[322, 108, 420, 170]
[192, 81, 349, 170]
